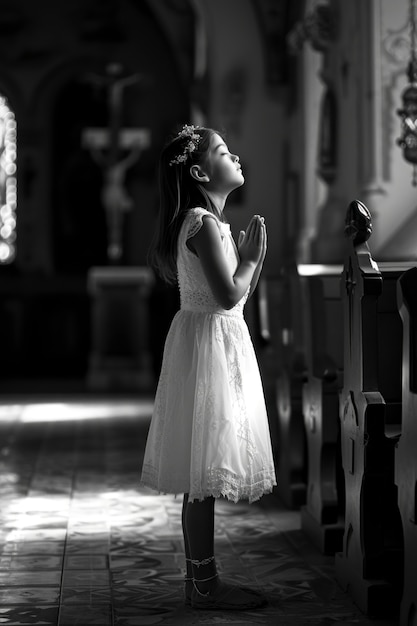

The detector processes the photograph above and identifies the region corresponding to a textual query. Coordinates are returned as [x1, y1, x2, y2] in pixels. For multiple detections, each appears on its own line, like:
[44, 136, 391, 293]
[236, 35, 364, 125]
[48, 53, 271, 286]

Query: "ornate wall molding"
[381, 6, 411, 180]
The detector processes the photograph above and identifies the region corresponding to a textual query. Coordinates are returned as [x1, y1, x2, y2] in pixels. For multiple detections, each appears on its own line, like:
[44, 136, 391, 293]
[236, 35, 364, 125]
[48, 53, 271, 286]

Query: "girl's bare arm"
[189, 215, 264, 310]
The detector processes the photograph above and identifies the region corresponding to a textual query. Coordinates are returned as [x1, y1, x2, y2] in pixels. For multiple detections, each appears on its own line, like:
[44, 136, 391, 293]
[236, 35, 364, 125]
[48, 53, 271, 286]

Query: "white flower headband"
[168, 124, 201, 166]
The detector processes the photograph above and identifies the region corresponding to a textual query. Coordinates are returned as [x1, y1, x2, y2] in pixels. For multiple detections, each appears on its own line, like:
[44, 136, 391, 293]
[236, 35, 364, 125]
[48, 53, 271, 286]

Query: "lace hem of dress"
[141, 463, 277, 504]
[195, 467, 277, 503]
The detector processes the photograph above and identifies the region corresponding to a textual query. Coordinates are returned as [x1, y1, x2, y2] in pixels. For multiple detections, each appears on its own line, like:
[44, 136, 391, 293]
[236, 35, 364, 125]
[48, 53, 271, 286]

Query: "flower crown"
[169, 124, 201, 166]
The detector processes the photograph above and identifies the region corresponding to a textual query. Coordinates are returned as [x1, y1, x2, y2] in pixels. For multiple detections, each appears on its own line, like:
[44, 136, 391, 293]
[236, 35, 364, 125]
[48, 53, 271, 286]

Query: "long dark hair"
[149, 125, 226, 284]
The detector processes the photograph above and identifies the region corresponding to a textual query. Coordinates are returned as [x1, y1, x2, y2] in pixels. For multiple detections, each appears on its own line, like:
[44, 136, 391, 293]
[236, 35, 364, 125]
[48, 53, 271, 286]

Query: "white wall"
[200, 0, 286, 273]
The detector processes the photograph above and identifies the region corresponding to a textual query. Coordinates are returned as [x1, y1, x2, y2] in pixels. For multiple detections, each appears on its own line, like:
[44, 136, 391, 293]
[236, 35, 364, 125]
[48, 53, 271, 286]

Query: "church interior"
[0, 0, 416, 624]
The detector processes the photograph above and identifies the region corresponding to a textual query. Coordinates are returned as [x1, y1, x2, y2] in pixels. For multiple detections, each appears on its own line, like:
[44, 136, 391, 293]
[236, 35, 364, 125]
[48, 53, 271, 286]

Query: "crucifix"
[82, 62, 151, 263]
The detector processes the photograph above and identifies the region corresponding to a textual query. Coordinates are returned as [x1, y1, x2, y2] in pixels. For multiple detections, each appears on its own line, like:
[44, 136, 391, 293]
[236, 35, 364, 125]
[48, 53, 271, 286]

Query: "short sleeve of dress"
[185, 207, 218, 241]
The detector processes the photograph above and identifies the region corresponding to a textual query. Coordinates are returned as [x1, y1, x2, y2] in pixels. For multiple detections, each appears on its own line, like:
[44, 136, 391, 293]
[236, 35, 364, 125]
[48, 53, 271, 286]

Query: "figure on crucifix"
[82, 62, 151, 263]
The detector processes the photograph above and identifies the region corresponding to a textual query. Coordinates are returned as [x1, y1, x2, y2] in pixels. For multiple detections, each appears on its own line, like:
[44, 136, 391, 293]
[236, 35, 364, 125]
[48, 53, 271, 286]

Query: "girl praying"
[141, 124, 276, 611]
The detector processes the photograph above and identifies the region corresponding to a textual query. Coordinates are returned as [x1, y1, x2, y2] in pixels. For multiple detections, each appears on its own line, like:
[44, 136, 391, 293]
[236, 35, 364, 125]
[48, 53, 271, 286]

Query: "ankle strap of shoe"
[186, 556, 215, 567]
[192, 573, 218, 596]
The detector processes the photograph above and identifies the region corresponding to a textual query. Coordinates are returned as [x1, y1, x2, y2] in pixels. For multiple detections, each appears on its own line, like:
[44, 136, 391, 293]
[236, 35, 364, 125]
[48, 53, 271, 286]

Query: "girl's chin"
[225, 178, 244, 195]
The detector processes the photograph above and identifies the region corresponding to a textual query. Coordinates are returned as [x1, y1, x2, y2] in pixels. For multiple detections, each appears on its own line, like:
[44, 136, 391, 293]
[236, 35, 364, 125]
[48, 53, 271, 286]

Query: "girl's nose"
[233, 154, 239, 163]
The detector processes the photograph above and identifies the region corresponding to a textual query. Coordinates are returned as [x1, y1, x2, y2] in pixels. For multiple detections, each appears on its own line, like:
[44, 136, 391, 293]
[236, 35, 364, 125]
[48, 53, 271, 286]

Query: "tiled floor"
[0, 395, 399, 625]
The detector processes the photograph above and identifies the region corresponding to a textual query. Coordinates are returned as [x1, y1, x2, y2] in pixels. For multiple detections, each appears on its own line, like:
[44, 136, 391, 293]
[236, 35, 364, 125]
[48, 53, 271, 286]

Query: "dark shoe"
[190, 579, 267, 611]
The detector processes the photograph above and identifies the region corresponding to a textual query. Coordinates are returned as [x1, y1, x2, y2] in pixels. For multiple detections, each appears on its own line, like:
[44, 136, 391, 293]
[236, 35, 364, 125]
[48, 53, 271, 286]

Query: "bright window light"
[297, 264, 343, 276]
[0, 95, 17, 264]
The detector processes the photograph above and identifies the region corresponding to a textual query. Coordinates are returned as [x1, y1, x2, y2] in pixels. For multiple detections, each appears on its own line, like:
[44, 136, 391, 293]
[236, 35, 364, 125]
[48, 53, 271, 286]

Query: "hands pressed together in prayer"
[238, 215, 267, 267]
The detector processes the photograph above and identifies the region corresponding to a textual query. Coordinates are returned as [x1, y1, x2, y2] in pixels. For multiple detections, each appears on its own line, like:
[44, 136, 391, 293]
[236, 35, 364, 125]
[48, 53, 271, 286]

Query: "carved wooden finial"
[344, 200, 372, 245]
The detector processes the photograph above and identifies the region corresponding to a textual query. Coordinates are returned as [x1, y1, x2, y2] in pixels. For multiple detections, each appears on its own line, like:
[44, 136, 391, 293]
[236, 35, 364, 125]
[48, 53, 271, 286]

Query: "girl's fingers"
[258, 222, 264, 246]
[259, 218, 266, 243]
[249, 219, 259, 244]
[253, 216, 263, 241]
[243, 216, 266, 257]
[245, 217, 255, 239]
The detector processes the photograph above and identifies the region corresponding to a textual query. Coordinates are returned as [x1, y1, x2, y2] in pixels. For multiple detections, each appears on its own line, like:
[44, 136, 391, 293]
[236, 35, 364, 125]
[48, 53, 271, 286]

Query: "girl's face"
[203, 133, 244, 195]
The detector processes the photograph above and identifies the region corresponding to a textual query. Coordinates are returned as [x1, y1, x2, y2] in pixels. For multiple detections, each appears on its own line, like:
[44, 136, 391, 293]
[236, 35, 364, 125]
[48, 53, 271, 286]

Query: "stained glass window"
[0, 96, 17, 264]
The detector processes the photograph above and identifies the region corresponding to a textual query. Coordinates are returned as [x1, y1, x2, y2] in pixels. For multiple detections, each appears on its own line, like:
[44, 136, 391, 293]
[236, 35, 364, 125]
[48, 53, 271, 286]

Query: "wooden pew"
[275, 264, 308, 509]
[396, 268, 417, 626]
[335, 200, 413, 616]
[249, 274, 283, 469]
[298, 263, 345, 555]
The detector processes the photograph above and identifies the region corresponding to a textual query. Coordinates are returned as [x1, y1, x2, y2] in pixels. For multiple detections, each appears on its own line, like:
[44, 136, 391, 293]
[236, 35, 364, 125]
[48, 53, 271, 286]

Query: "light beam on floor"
[0, 398, 154, 423]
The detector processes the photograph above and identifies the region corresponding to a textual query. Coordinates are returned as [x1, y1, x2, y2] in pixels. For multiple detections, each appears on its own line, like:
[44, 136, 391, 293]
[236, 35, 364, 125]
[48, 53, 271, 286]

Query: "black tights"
[182, 494, 217, 590]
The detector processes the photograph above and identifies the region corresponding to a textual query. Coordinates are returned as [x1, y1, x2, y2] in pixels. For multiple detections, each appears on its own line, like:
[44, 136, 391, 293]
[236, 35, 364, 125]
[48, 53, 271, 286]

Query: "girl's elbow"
[217, 291, 239, 310]
[212, 280, 245, 310]
[223, 300, 236, 310]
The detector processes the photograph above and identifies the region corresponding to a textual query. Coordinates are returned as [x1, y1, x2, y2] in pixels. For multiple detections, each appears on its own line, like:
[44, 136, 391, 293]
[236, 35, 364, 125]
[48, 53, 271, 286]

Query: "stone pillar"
[357, 0, 386, 220]
[304, 0, 388, 262]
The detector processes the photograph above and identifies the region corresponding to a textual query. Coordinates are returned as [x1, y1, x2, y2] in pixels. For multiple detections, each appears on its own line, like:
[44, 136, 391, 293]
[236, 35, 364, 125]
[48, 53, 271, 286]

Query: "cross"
[82, 62, 151, 263]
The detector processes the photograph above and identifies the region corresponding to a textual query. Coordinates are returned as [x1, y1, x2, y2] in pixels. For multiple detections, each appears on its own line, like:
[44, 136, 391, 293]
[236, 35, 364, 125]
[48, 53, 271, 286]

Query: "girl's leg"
[183, 496, 218, 594]
[182, 494, 193, 580]
[182, 495, 266, 609]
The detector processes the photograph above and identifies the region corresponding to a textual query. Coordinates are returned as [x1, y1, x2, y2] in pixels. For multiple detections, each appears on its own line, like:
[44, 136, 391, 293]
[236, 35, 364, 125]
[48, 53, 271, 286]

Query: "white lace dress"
[141, 207, 277, 503]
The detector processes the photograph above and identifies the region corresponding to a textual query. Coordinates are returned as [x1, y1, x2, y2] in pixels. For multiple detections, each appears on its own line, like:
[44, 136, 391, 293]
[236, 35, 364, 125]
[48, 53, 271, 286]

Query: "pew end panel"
[337, 389, 402, 615]
[396, 267, 417, 626]
[248, 275, 283, 472]
[275, 264, 308, 509]
[335, 201, 404, 617]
